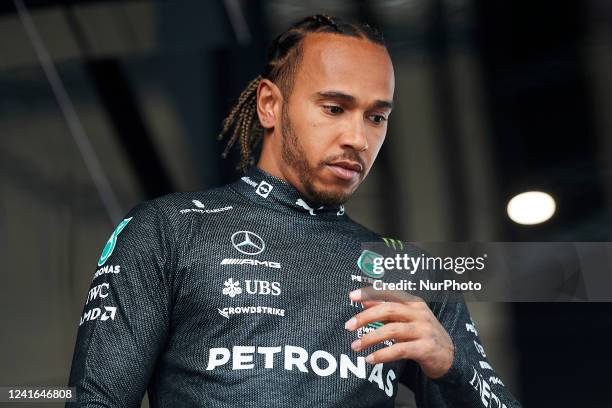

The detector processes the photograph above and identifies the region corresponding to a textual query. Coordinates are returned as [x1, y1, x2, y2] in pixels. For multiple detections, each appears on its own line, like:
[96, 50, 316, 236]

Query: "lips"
[329, 161, 363, 173]
[326, 160, 363, 181]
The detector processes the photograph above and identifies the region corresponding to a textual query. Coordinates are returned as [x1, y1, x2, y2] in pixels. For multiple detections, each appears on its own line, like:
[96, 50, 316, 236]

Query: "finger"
[351, 322, 420, 352]
[360, 299, 420, 310]
[365, 340, 426, 365]
[350, 287, 424, 304]
[361, 300, 384, 309]
[345, 302, 418, 331]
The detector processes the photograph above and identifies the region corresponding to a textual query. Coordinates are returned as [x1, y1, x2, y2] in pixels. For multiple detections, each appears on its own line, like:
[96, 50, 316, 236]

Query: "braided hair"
[218, 14, 386, 173]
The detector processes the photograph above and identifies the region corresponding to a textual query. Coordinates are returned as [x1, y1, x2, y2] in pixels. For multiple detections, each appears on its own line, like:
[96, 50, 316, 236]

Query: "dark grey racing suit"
[67, 166, 522, 407]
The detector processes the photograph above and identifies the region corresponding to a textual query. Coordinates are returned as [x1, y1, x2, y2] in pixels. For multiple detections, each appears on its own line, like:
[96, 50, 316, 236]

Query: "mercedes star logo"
[231, 231, 265, 255]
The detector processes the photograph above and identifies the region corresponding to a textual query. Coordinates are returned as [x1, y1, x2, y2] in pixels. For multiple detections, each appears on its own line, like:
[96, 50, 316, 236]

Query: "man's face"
[279, 32, 395, 206]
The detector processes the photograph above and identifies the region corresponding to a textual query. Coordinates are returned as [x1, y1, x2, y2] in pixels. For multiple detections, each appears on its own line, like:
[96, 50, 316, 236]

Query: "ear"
[256, 78, 283, 131]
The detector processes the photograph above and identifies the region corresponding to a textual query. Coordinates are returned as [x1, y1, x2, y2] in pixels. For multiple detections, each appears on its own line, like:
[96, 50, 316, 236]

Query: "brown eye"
[368, 114, 387, 124]
[323, 105, 344, 115]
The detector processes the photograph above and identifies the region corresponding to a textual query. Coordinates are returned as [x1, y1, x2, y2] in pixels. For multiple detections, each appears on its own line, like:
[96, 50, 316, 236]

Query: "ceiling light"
[507, 191, 556, 225]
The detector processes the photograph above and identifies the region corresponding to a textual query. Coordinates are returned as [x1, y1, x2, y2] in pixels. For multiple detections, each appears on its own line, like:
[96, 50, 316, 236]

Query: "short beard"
[280, 104, 352, 207]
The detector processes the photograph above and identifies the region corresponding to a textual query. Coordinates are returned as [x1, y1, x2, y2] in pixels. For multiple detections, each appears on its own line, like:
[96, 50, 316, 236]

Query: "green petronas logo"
[357, 249, 384, 278]
[97, 217, 133, 267]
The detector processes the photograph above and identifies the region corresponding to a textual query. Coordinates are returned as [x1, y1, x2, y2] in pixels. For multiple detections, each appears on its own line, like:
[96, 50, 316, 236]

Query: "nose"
[340, 114, 368, 152]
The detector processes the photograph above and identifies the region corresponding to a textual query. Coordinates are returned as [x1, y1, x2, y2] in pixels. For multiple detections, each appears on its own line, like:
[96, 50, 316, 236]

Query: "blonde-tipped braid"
[218, 75, 263, 173]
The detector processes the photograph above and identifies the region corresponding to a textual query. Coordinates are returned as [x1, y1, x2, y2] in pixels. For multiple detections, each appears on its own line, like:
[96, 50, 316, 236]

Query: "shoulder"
[115, 185, 240, 236]
[131, 184, 238, 219]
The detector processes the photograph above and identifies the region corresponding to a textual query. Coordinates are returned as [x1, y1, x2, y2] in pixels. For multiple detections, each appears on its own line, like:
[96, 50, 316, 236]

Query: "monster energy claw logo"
[97, 217, 133, 267]
[382, 237, 404, 250]
[357, 249, 385, 278]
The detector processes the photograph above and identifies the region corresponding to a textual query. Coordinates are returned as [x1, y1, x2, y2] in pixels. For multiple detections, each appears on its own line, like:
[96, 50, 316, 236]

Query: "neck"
[256, 148, 285, 182]
[257, 138, 304, 197]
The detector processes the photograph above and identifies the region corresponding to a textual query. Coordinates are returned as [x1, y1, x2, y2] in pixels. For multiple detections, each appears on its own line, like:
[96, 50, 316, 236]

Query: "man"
[68, 15, 521, 407]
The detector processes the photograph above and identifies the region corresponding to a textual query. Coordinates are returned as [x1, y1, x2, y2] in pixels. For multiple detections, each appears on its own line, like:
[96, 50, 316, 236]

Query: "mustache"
[321, 151, 366, 172]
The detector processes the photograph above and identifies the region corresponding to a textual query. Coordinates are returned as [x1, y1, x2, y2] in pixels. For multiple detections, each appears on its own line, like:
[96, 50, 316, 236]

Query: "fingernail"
[345, 317, 357, 331]
[351, 339, 361, 351]
[349, 289, 361, 301]
[366, 354, 375, 364]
